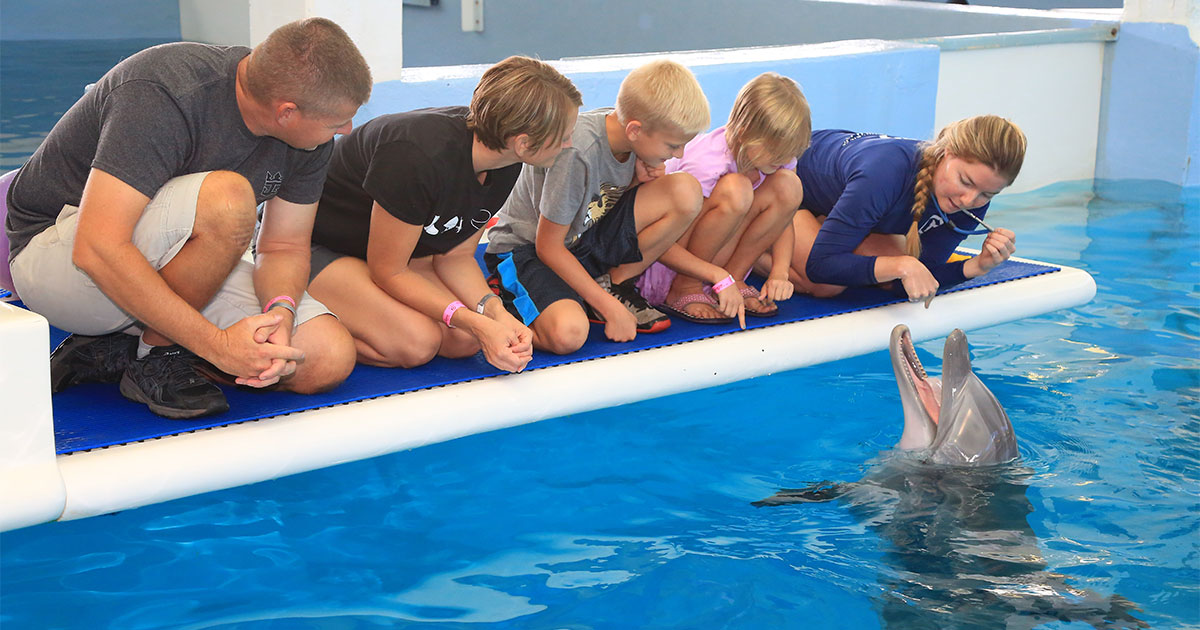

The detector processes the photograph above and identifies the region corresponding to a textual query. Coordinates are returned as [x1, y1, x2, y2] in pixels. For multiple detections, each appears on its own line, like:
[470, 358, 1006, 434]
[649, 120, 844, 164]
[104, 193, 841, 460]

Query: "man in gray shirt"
[5, 18, 371, 418]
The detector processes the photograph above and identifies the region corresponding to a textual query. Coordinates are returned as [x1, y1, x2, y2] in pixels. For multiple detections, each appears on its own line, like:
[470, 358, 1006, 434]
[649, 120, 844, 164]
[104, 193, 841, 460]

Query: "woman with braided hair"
[773, 115, 1026, 303]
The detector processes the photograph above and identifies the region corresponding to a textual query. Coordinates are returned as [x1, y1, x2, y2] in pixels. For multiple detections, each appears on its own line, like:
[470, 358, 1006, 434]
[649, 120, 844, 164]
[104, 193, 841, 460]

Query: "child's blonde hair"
[725, 72, 812, 174]
[467, 56, 583, 153]
[904, 115, 1027, 257]
[615, 59, 710, 136]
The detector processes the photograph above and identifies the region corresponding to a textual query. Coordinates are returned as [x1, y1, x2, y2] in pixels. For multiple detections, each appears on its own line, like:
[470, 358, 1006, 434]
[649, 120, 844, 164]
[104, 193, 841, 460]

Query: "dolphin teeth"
[902, 332, 927, 380]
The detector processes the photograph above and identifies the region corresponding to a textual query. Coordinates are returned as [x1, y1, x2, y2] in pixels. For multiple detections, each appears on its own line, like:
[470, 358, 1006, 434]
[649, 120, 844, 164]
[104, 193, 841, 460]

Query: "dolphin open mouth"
[896, 327, 941, 426]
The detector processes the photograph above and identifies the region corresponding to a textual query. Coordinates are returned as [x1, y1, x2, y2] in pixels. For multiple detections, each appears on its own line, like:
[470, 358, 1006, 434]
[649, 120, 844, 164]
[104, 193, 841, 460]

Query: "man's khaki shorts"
[11, 172, 331, 335]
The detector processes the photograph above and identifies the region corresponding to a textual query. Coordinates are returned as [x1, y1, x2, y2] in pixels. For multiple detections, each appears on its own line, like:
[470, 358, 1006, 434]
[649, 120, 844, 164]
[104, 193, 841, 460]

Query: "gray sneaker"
[49, 332, 137, 393]
[119, 345, 229, 419]
[586, 273, 671, 334]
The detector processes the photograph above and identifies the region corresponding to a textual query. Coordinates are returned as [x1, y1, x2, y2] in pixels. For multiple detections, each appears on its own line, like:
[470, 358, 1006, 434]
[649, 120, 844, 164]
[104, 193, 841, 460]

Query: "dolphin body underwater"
[755, 325, 1148, 629]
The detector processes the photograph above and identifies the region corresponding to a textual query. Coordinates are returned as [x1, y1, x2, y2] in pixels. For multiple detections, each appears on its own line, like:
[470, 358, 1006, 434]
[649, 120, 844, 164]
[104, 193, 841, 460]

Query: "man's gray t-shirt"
[5, 42, 333, 262]
[486, 108, 635, 255]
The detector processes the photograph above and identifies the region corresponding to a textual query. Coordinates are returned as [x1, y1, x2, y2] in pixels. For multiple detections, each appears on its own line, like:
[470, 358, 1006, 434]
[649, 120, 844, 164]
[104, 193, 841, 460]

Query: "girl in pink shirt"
[640, 72, 811, 323]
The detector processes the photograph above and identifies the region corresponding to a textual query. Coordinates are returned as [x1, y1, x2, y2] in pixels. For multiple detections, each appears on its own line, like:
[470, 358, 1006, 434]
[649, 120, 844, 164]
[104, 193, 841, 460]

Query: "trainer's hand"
[896, 257, 939, 307]
[972, 227, 1016, 275]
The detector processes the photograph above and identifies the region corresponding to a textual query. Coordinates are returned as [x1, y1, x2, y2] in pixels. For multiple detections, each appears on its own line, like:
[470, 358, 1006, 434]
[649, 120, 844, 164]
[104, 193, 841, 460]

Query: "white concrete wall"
[936, 41, 1107, 193]
[178, 0, 404, 81]
[1123, 0, 1200, 45]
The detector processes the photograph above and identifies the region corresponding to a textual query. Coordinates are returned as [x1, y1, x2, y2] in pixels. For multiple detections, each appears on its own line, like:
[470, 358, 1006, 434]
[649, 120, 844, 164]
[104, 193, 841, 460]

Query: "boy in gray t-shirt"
[4, 19, 371, 418]
[485, 60, 746, 354]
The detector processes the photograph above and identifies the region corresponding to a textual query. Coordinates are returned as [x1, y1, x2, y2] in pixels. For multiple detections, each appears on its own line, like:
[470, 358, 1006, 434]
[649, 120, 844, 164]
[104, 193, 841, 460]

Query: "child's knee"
[709, 174, 754, 219]
[769, 169, 804, 209]
[536, 312, 588, 355]
[661, 172, 704, 217]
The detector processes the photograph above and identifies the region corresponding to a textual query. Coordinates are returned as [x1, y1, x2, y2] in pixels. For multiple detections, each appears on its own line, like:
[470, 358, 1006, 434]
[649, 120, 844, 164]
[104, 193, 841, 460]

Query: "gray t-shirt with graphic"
[485, 108, 635, 254]
[5, 42, 333, 262]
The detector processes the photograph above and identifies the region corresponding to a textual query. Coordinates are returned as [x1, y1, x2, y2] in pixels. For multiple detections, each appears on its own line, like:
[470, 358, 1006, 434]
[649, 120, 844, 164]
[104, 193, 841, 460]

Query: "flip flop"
[739, 285, 779, 318]
[658, 292, 735, 325]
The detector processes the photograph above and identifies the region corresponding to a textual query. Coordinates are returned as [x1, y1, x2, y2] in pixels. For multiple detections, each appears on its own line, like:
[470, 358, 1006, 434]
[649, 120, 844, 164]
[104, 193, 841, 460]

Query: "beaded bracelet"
[442, 300, 466, 328]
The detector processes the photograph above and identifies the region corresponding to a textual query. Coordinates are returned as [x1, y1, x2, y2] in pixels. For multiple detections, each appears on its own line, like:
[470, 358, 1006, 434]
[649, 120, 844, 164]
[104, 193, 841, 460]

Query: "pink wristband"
[263, 295, 297, 314]
[442, 300, 466, 328]
[712, 274, 735, 293]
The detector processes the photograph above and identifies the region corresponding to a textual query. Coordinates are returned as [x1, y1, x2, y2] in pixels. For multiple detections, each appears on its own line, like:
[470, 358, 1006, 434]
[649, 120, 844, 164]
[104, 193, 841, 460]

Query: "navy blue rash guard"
[796, 130, 991, 294]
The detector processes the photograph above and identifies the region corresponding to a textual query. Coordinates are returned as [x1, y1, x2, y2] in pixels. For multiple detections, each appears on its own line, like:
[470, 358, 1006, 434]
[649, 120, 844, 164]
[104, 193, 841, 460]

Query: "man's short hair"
[615, 59, 710, 136]
[467, 56, 583, 152]
[245, 17, 372, 115]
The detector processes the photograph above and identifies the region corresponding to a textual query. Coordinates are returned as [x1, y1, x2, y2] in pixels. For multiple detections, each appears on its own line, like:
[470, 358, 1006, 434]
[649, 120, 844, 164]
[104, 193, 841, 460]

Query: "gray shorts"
[308, 242, 348, 284]
[10, 172, 331, 335]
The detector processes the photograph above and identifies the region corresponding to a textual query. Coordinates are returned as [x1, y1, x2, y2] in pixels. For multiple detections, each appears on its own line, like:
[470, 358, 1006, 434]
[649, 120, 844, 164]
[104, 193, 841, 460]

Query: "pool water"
[0, 39, 173, 171]
[2, 40, 1198, 630]
[2, 184, 1196, 629]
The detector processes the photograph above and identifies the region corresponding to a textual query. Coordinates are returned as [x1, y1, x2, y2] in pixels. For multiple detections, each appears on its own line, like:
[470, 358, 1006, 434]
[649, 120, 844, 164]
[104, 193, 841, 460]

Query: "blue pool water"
[2, 41, 1198, 630]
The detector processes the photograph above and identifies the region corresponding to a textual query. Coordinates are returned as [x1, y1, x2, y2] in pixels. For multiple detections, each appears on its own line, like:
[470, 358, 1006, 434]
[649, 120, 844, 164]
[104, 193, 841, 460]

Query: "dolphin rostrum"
[891, 323, 1018, 465]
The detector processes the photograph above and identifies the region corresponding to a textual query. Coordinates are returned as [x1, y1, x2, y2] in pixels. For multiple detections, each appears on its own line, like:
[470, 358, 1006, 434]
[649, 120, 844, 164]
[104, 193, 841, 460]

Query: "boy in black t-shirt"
[308, 56, 583, 373]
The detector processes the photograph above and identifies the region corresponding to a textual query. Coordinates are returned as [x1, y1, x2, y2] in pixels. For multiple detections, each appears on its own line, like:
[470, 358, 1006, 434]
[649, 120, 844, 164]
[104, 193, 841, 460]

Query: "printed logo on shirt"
[569, 182, 626, 245]
[261, 171, 283, 197]
[585, 183, 625, 228]
[918, 214, 944, 235]
[469, 208, 493, 231]
[841, 133, 891, 148]
[424, 214, 465, 236]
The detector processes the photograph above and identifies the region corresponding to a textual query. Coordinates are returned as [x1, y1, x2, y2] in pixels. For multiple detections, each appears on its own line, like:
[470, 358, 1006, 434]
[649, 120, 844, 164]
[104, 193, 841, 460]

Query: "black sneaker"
[586, 273, 671, 334]
[49, 333, 138, 393]
[119, 345, 229, 419]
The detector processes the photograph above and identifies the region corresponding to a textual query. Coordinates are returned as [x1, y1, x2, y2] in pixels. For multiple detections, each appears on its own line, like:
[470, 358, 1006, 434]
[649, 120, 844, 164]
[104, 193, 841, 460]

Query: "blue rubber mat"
[40, 255, 1058, 454]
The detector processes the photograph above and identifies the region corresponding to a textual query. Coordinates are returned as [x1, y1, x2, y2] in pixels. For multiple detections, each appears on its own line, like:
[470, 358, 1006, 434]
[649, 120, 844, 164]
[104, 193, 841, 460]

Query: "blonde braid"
[905, 115, 1027, 258]
[905, 146, 940, 258]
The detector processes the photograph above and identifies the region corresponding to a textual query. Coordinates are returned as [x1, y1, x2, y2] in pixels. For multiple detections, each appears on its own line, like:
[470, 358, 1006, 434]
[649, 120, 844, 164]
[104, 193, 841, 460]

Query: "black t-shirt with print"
[312, 106, 521, 260]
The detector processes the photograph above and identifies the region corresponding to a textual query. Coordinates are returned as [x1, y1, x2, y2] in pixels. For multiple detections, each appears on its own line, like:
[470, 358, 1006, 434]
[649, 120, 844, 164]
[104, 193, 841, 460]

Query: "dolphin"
[752, 325, 1148, 629]
[890, 323, 1018, 465]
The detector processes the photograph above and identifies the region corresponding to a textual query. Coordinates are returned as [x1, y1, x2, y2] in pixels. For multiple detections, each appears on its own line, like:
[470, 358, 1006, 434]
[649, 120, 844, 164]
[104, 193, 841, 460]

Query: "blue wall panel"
[400, 0, 1102, 68]
[1096, 22, 1199, 187]
[359, 44, 940, 143]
